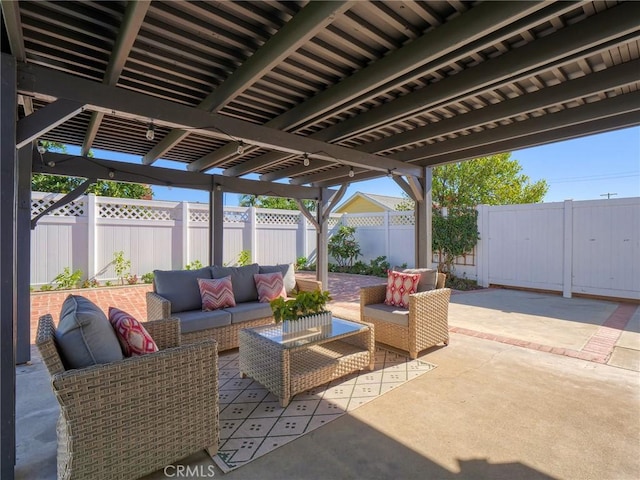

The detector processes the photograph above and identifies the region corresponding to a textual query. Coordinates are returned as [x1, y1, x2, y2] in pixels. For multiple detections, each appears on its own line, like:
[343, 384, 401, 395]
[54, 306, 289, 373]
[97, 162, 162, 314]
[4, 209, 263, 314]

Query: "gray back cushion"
[259, 264, 296, 295]
[394, 267, 439, 292]
[55, 295, 124, 369]
[211, 263, 260, 303]
[154, 267, 211, 313]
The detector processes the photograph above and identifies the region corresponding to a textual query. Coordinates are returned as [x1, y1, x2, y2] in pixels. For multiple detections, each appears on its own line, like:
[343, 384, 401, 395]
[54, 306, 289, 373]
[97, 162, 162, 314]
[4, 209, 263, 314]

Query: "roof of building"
[336, 192, 406, 212]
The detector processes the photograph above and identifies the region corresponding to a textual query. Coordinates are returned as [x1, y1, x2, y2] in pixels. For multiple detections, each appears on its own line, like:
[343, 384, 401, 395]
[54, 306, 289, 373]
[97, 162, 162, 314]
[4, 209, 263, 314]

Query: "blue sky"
[76, 126, 639, 206]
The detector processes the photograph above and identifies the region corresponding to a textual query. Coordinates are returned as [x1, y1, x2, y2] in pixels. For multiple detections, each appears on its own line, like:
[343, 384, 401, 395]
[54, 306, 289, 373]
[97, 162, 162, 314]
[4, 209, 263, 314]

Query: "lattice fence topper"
[224, 210, 249, 223]
[98, 202, 174, 220]
[328, 217, 341, 229]
[256, 212, 299, 225]
[31, 196, 85, 217]
[344, 215, 385, 227]
[389, 214, 415, 226]
[189, 209, 209, 223]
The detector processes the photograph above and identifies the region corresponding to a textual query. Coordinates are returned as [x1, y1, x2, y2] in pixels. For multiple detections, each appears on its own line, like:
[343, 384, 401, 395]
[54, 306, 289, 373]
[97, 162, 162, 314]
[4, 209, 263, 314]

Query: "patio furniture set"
[36, 263, 450, 479]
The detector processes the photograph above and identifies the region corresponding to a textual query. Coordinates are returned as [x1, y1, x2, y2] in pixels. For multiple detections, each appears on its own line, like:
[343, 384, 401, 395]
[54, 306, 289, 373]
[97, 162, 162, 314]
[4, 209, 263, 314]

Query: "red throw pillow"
[108, 307, 158, 356]
[254, 272, 287, 303]
[384, 270, 421, 308]
[198, 276, 236, 311]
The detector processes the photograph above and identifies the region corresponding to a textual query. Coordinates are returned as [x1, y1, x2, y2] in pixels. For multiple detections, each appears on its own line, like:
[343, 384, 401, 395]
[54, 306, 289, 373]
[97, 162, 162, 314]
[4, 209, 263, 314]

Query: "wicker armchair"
[360, 273, 450, 359]
[36, 314, 219, 480]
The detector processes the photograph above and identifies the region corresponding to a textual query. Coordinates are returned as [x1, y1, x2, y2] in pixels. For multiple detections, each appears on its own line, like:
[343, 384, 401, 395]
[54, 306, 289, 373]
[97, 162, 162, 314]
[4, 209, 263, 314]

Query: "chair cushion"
[154, 267, 211, 313]
[55, 295, 124, 369]
[198, 277, 236, 310]
[254, 272, 286, 303]
[259, 264, 296, 295]
[225, 302, 274, 324]
[384, 270, 421, 308]
[395, 267, 439, 292]
[211, 263, 260, 303]
[363, 303, 409, 327]
[174, 309, 232, 334]
[108, 307, 158, 356]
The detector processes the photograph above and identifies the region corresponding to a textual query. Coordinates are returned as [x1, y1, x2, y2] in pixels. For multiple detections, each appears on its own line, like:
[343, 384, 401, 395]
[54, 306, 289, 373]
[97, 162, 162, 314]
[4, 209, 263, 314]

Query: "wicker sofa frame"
[36, 314, 219, 480]
[147, 276, 322, 352]
[360, 273, 450, 359]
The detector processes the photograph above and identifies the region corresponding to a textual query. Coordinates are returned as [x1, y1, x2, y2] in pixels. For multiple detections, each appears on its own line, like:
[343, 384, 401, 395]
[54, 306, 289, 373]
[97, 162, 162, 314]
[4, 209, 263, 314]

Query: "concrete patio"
[18, 274, 640, 479]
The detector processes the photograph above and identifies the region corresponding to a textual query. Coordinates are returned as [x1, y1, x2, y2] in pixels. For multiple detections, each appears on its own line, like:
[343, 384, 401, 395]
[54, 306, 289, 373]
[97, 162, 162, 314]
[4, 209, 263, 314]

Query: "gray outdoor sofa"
[146, 263, 321, 351]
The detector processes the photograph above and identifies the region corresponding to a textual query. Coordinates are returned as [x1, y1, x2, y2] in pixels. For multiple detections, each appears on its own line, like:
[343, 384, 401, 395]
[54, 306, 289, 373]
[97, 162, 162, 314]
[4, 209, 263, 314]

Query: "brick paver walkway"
[29, 273, 637, 364]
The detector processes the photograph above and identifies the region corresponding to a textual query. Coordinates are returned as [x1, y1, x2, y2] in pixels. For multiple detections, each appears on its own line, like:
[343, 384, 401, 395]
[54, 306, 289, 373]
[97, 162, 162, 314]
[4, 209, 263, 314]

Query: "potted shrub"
[270, 290, 332, 333]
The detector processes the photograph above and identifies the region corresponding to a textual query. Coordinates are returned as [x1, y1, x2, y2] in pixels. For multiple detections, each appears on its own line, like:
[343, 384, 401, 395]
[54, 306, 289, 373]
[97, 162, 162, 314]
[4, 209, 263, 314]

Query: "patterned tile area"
[213, 348, 436, 472]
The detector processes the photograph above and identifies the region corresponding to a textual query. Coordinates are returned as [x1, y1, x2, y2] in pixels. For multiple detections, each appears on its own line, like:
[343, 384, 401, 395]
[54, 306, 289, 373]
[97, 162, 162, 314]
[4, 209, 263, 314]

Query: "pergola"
[1, 1, 639, 477]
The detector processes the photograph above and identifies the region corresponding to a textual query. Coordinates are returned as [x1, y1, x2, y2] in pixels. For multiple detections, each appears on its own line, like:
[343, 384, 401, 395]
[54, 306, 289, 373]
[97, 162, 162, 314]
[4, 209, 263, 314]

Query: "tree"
[432, 153, 548, 207]
[239, 194, 315, 211]
[32, 141, 153, 199]
[396, 153, 548, 209]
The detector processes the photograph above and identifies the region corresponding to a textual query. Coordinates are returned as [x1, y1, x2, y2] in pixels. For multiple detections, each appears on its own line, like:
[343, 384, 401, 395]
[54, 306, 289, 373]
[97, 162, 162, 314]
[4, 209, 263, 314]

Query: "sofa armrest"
[143, 318, 180, 350]
[146, 291, 172, 321]
[408, 287, 451, 333]
[295, 276, 322, 292]
[360, 284, 387, 311]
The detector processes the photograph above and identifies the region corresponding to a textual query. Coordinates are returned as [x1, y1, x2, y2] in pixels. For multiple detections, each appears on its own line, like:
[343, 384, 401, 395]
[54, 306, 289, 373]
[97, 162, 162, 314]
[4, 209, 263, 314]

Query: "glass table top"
[249, 318, 367, 349]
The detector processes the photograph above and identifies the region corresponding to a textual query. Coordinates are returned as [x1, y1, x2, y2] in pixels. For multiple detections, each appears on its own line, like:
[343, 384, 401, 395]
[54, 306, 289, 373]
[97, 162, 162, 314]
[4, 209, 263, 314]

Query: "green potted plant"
[270, 290, 332, 332]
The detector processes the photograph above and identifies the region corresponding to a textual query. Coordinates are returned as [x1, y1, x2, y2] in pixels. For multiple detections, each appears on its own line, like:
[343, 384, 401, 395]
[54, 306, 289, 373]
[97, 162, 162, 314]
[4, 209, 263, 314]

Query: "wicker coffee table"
[238, 318, 375, 407]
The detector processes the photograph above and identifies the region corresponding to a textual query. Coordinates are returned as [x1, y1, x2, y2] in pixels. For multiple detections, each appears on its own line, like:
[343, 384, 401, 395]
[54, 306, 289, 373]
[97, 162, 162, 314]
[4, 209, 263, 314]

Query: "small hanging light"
[108, 169, 115, 179]
[47, 161, 55, 168]
[146, 122, 155, 141]
[37, 141, 46, 155]
[303, 153, 310, 167]
[387, 169, 393, 178]
[349, 167, 355, 178]
[236, 141, 245, 155]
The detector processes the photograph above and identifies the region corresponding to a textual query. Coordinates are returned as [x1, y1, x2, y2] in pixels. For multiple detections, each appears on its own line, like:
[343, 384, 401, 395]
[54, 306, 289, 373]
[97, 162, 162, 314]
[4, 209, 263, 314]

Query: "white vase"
[282, 311, 332, 333]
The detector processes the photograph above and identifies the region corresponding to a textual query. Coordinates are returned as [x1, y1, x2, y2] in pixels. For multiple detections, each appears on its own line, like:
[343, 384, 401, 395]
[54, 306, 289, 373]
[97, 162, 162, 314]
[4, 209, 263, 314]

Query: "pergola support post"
[316, 194, 330, 291]
[0, 52, 17, 480]
[415, 167, 433, 269]
[210, 186, 224, 266]
[16, 145, 31, 364]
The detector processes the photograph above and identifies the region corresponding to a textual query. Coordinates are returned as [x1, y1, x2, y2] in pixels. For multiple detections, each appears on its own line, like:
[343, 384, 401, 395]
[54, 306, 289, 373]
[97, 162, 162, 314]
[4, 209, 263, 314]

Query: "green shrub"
[237, 250, 251, 266]
[53, 267, 83, 290]
[185, 260, 203, 270]
[39, 284, 53, 292]
[295, 256, 308, 270]
[141, 272, 154, 284]
[368, 256, 390, 277]
[81, 278, 100, 288]
[113, 251, 131, 285]
[328, 226, 361, 268]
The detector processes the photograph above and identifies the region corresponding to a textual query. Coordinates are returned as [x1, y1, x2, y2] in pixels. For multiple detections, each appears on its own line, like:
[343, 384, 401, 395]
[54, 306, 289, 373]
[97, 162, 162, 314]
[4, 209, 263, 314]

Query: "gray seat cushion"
[211, 263, 259, 303]
[55, 294, 124, 369]
[174, 309, 232, 334]
[259, 264, 296, 295]
[226, 302, 274, 324]
[363, 303, 409, 327]
[154, 267, 211, 313]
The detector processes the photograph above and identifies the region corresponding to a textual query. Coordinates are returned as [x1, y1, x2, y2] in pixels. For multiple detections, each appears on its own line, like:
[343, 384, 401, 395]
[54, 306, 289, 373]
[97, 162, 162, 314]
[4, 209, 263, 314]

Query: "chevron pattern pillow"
[198, 276, 236, 311]
[384, 270, 421, 308]
[254, 272, 287, 303]
[108, 307, 158, 356]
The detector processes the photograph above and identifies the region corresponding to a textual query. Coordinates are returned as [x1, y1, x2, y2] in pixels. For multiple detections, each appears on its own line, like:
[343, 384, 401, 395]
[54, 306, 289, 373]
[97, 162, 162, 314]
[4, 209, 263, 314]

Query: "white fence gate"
[30, 193, 639, 300]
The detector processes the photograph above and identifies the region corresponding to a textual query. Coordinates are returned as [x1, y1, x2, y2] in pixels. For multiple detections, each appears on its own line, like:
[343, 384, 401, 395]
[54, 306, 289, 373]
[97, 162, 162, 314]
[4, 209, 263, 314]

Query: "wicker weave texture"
[36, 315, 219, 480]
[147, 276, 322, 351]
[239, 321, 374, 407]
[361, 285, 451, 359]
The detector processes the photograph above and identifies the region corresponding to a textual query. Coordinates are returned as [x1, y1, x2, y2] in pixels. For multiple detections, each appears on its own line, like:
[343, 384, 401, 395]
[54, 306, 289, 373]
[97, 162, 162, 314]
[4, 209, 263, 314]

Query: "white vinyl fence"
[31, 193, 639, 300]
